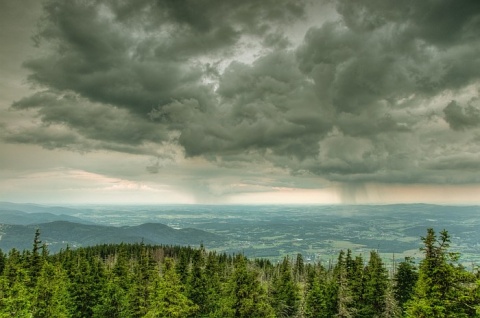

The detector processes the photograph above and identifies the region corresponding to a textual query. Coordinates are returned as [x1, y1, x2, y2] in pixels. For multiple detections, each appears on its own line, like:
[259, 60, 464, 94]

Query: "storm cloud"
[444, 99, 480, 130]
[4, 0, 480, 189]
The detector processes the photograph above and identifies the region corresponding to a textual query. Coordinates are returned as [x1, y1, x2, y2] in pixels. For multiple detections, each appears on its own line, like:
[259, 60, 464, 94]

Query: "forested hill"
[1, 228, 479, 317]
[0, 221, 224, 252]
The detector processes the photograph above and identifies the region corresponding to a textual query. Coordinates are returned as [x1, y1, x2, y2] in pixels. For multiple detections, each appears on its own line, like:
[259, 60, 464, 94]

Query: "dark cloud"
[219, 52, 332, 150]
[148, 51, 332, 160]
[336, 0, 480, 46]
[444, 99, 480, 130]
[12, 91, 167, 147]
[23, 0, 306, 113]
[4, 0, 480, 188]
[3, 125, 79, 151]
[428, 154, 480, 172]
[289, 0, 480, 184]
[337, 113, 410, 137]
[296, 5, 480, 116]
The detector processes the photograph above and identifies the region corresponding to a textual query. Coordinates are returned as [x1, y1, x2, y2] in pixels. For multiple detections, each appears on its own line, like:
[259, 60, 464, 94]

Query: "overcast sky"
[1, 0, 480, 205]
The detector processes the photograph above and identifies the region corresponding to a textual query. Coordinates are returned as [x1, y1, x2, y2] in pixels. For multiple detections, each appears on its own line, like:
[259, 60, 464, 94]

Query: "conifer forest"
[1, 228, 479, 317]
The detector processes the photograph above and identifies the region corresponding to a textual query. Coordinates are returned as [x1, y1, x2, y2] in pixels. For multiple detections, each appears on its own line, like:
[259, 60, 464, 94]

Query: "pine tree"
[186, 248, 208, 314]
[393, 257, 418, 312]
[360, 250, 388, 317]
[112, 246, 132, 291]
[0, 275, 31, 318]
[176, 250, 190, 286]
[0, 249, 5, 274]
[67, 250, 106, 318]
[92, 271, 131, 318]
[128, 243, 157, 317]
[335, 250, 355, 318]
[405, 228, 476, 317]
[204, 251, 222, 315]
[0, 250, 32, 317]
[305, 265, 330, 318]
[145, 258, 198, 318]
[29, 228, 43, 286]
[271, 256, 300, 317]
[217, 255, 274, 318]
[348, 254, 365, 314]
[294, 253, 305, 282]
[382, 280, 401, 318]
[31, 261, 72, 318]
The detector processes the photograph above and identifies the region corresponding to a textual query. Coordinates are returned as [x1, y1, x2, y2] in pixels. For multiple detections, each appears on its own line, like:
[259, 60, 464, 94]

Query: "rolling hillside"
[0, 221, 224, 252]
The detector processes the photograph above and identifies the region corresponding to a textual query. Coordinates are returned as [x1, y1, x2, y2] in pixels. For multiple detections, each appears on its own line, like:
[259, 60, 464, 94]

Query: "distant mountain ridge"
[0, 209, 92, 225]
[0, 221, 224, 253]
[0, 202, 224, 253]
[0, 201, 84, 214]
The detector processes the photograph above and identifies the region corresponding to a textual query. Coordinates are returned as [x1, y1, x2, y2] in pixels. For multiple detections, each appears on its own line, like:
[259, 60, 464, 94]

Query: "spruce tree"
[349, 254, 365, 314]
[128, 243, 157, 317]
[187, 248, 208, 314]
[92, 271, 131, 318]
[145, 258, 198, 318]
[382, 280, 401, 318]
[29, 229, 43, 286]
[204, 251, 222, 315]
[0, 249, 5, 275]
[31, 261, 72, 318]
[67, 250, 105, 318]
[294, 253, 305, 282]
[271, 256, 300, 317]
[393, 257, 418, 312]
[405, 228, 476, 317]
[305, 265, 330, 318]
[176, 250, 190, 286]
[0, 275, 31, 318]
[217, 255, 274, 318]
[0, 250, 32, 317]
[360, 250, 388, 317]
[335, 250, 355, 318]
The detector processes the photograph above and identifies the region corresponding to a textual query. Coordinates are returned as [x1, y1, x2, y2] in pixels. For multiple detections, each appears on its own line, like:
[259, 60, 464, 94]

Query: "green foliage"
[394, 257, 418, 311]
[66, 251, 106, 318]
[270, 257, 300, 317]
[0, 228, 478, 318]
[0, 249, 5, 275]
[294, 253, 304, 282]
[0, 252, 32, 318]
[305, 265, 335, 318]
[360, 250, 389, 317]
[176, 250, 190, 286]
[383, 280, 402, 318]
[0, 275, 31, 318]
[204, 250, 222, 315]
[336, 254, 355, 318]
[405, 228, 477, 317]
[92, 273, 131, 318]
[218, 255, 275, 318]
[32, 261, 72, 318]
[347, 253, 364, 314]
[29, 228, 43, 286]
[145, 258, 198, 318]
[186, 248, 208, 314]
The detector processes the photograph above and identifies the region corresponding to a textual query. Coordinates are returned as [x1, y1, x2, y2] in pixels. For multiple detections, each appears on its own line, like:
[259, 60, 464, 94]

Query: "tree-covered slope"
[0, 228, 479, 317]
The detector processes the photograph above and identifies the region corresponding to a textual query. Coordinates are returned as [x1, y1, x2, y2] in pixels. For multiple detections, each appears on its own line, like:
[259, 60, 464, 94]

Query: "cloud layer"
[3, 0, 480, 192]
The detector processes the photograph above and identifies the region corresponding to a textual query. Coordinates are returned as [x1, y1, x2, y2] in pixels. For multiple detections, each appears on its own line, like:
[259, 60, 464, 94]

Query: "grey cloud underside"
[444, 100, 480, 131]
[5, 0, 480, 184]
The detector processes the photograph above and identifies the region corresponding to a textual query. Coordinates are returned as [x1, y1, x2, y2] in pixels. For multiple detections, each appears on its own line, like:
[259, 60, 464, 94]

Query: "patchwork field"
[1, 203, 480, 267]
